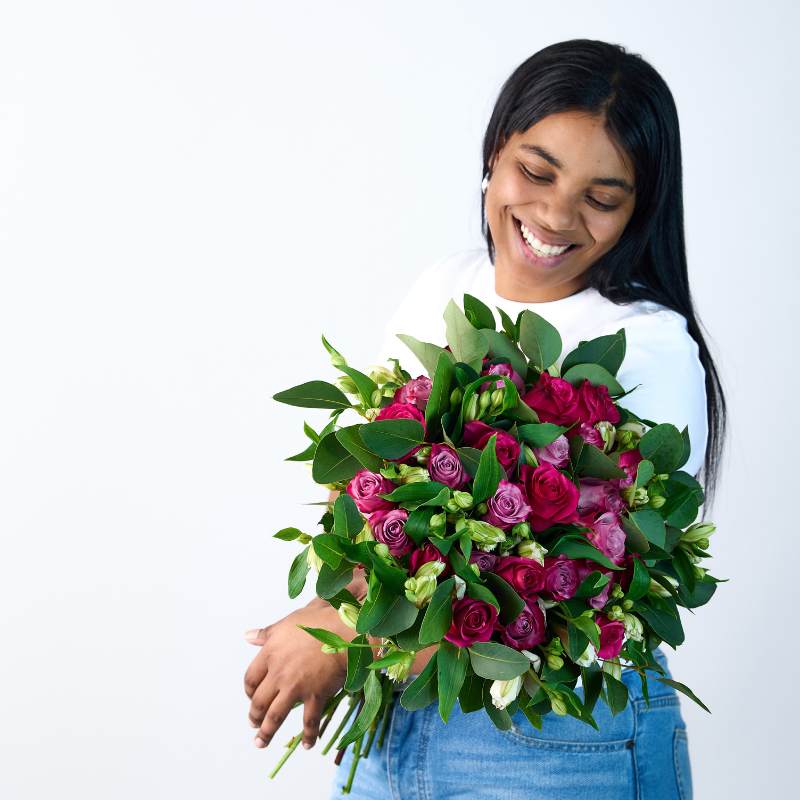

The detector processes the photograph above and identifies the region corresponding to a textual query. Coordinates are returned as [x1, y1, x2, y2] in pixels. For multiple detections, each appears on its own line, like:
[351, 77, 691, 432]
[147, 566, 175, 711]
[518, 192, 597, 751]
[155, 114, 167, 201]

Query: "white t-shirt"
[372, 247, 708, 479]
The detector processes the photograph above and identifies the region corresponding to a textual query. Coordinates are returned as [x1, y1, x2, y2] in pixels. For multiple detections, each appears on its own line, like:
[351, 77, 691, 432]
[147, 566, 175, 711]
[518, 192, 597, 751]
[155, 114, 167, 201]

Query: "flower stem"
[268, 732, 302, 779]
[376, 691, 395, 750]
[321, 694, 359, 756]
[341, 731, 364, 794]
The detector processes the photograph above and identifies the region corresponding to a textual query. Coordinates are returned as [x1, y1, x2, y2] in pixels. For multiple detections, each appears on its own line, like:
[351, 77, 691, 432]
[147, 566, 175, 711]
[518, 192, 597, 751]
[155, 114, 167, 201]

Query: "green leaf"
[625, 557, 651, 601]
[403, 507, 436, 546]
[333, 493, 365, 539]
[419, 577, 455, 645]
[396, 334, 454, 378]
[654, 678, 711, 712]
[455, 446, 482, 478]
[628, 510, 667, 549]
[458, 670, 485, 713]
[425, 352, 455, 436]
[560, 330, 626, 376]
[465, 580, 500, 611]
[574, 570, 611, 599]
[635, 599, 685, 647]
[312, 533, 345, 569]
[482, 329, 528, 376]
[444, 298, 489, 371]
[359, 418, 426, 460]
[296, 625, 351, 650]
[620, 515, 651, 555]
[569, 615, 601, 650]
[380, 481, 450, 509]
[288, 545, 310, 599]
[315, 561, 353, 599]
[356, 583, 419, 636]
[561, 363, 624, 395]
[437, 640, 470, 722]
[273, 527, 305, 542]
[603, 672, 629, 716]
[574, 443, 627, 480]
[345, 633, 374, 692]
[312, 430, 362, 484]
[273, 380, 351, 410]
[482, 572, 526, 624]
[547, 535, 626, 571]
[463, 293, 496, 330]
[516, 422, 570, 448]
[468, 641, 530, 680]
[336, 670, 383, 749]
[399, 651, 439, 710]
[660, 484, 700, 529]
[471, 434, 504, 505]
[639, 423, 685, 474]
[337, 364, 379, 406]
[635, 459, 655, 488]
[566, 623, 590, 661]
[518, 309, 562, 370]
[335, 425, 383, 472]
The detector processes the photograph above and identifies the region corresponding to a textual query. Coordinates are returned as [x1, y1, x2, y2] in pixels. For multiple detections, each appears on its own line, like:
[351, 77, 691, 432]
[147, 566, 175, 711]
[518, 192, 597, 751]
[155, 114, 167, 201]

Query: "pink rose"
[574, 558, 615, 610]
[394, 375, 432, 411]
[520, 462, 580, 532]
[521, 371, 581, 426]
[482, 362, 525, 394]
[577, 478, 626, 518]
[497, 601, 547, 650]
[586, 511, 627, 566]
[616, 448, 643, 487]
[375, 401, 426, 463]
[346, 469, 396, 514]
[444, 597, 498, 647]
[534, 434, 570, 469]
[543, 554, 579, 601]
[461, 420, 520, 475]
[428, 443, 468, 489]
[493, 555, 546, 603]
[573, 422, 604, 448]
[575, 379, 621, 426]
[483, 480, 532, 530]
[596, 616, 626, 659]
[369, 508, 413, 557]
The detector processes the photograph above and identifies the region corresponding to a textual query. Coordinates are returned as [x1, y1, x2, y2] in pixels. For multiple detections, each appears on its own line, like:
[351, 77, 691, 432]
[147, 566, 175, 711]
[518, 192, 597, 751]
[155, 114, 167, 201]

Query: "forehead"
[510, 111, 635, 181]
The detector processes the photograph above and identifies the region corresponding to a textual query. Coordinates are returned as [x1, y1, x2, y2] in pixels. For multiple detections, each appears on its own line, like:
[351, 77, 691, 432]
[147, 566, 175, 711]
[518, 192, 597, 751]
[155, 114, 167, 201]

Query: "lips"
[512, 216, 575, 248]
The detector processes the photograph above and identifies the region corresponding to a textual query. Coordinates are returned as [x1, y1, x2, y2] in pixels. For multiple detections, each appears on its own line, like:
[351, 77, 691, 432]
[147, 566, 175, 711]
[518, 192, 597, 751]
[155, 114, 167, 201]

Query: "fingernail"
[303, 741, 311, 750]
[254, 737, 266, 748]
[244, 629, 260, 644]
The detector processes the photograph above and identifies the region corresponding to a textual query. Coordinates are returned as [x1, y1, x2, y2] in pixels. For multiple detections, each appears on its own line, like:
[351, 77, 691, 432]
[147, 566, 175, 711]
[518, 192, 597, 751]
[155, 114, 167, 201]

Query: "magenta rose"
[444, 597, 498, 647]
[574, 558, 615, 610]
[534, 434, 570, 469]
[369, 508, 413, 557]
[543, 554, 579, 601]
[469, 549, 498, 573]
[498, 601, 547, 650]
[461, 420, 521, 475]
[375, 401, 426, 463]
[575, 379, 621, 426]
[428, 443, 468, 489]
[521, 371, 581, 426]
[587, 511, 627, 566]
[577, 478, 626, 518]
[520, 461, 580, 532]
[346, 469, 396, 514]
[596, 616, 626, 659]
[493, 555, 546, 603]
[409, 541, 452, 578]
[482, 362, 525, 394]
[616, 448, 643, 488]
[483, 480, 532, 530]
[574, 422, 604, 448]
[394, 375, 432, 411]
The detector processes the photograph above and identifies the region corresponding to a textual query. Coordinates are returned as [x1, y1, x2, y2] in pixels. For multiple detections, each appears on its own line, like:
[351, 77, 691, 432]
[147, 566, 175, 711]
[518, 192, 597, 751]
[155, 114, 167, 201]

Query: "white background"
[1, 1, 796, 797]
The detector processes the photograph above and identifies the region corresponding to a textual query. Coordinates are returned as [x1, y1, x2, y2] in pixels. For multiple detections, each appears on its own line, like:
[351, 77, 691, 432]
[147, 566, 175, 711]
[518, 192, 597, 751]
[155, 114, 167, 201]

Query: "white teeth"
[519, 221, 571, 256]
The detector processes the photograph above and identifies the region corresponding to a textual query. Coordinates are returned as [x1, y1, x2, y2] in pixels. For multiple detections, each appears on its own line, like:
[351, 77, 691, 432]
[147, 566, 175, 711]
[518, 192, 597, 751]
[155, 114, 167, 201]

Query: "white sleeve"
[616, 309, 708, 479]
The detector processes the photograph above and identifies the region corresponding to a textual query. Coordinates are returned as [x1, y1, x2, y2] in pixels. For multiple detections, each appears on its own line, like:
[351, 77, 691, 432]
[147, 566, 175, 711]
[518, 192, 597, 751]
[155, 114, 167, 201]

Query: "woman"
[243, 39, 726, 799]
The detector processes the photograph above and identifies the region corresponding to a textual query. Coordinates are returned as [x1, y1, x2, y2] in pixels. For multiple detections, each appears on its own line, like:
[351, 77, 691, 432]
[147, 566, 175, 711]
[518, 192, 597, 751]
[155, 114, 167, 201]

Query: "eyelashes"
[518, 164, 619, 212]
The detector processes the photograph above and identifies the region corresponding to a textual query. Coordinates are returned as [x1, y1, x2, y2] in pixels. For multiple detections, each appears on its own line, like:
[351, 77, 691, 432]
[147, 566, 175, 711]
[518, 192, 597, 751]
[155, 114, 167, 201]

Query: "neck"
[493, 258, 589, 302]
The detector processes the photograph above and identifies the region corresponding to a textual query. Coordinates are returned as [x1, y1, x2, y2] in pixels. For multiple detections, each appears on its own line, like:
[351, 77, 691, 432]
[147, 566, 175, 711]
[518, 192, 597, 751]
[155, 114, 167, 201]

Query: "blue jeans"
[329, 646, 692, 799]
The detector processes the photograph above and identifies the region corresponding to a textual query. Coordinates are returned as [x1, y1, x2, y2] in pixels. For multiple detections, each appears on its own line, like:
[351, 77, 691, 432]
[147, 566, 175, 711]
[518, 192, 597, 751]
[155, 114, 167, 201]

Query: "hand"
[243, 568, 369, 751]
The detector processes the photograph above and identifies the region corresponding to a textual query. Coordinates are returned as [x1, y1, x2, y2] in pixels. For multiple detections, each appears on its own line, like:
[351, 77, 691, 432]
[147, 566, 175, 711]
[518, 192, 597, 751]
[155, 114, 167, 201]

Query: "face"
[484, 110, 637, 302]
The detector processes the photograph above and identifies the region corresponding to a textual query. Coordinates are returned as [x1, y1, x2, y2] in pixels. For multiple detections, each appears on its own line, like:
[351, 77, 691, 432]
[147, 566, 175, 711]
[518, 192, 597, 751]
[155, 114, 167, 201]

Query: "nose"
[535, 194, 579, 237]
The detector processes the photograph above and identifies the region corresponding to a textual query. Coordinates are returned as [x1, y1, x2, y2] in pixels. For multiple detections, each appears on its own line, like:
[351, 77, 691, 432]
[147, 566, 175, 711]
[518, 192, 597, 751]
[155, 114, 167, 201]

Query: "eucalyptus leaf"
[273, 380, 351, 410]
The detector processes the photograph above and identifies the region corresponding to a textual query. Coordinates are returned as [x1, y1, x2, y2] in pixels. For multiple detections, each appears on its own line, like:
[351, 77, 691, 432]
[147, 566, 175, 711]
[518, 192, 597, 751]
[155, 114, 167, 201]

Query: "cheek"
[586, 215, 628, 248]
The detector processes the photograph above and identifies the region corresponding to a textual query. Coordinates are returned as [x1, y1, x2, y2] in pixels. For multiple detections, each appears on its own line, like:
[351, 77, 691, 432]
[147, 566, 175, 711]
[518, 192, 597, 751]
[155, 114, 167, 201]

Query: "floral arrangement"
[267, 294, 722, 793]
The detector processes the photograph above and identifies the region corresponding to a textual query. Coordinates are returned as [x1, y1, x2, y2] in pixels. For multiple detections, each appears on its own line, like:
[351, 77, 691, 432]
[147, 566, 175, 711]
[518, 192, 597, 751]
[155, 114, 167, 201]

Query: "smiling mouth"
[513, 217, 581, 261]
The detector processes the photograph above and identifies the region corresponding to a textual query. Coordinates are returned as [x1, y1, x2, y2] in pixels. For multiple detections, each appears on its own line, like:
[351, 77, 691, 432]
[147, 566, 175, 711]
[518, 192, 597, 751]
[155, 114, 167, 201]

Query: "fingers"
[254, 690, 293, 749]
[243, 646, 270, 700]
[244, 626, 270, 646]
[301, 694, 324, 750]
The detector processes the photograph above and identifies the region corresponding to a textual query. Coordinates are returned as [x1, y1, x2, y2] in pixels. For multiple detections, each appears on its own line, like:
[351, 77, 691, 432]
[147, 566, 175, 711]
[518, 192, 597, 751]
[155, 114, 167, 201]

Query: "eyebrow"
[519, 143, 635, 194]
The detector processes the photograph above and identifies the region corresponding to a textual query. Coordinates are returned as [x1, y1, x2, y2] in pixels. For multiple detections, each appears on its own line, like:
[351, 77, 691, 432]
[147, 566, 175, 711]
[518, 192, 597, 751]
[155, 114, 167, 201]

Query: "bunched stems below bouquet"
[267, 294, 726, 793]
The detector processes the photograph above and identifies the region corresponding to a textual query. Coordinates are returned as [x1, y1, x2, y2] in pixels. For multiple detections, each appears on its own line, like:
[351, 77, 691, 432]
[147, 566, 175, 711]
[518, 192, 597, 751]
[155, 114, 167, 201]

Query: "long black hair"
[480, 39, 727, 513]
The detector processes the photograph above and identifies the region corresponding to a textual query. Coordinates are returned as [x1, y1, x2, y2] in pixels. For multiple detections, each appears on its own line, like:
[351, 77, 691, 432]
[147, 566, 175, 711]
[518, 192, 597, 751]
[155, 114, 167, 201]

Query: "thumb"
[244, 627, 269, 646]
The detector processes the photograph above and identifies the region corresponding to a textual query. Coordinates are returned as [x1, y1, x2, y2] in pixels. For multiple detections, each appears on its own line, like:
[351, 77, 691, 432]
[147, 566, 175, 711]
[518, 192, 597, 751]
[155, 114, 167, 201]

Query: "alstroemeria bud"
[364, 407, 381, 422]
[465, 519, 506, 548]
[475, 502, 488, 515]
[522, 444, 539, 467]
[470, 563, 480, 577]
[575, 642, 598, 667]
[596, 421, 616, 452]
[321, 643, 345, 654]
[649, 494, 666, 509]
[415, 560, 446, 580]
[682, 522, 716, 543]
[370, 388, 383, 406]
[478, 390, 493, 412]
[414, 446, 432, 466]
[306, 546, 325, 573]
[386, 650, 414, 682]
[430, 512, 446, 535]
[368, 366, 396, 385]
[490, 676, 522, 709]
[608, 605, 624, 621]
[453, 574, 466, 600]
[374, 542, 390, 559]
[453, 491, 474, 510]
[617, 421, 647, 438]
[521, 650, 543, 673]
[546, 653, 564, 670]
[649, 575, 678, 598]
[622, 598, 633, 610]
[516, 539, 548, 565]
[404, 574, 438, 607]
[464, 394, 479, 422]
[337, 602, 360, 630]
[548, 691, 568, 716]
[382, 385, 397, 398]
[622, 612, 644, 642]
[512, 521, 532, 540]
[615, 429, 636, 449]
[449, 387, 463, 408]
[335, 376, 359, 395]
[611, 583, 625, 600]
[490, 388, 505, 410]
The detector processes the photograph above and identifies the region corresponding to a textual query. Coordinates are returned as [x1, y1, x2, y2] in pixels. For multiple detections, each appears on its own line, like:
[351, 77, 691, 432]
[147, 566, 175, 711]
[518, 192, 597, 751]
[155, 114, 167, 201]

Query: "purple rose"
[369, 508, 413, 557]
[575, 558, 616, 610]
[346, 469, 396, 514]
[483, 480, 532, 530]
[469, 549, 498, 573]
[587, 511, 627, 566]
[428, 443, 468, 489]
[394, 375, 432, 411]
[444, 597, 498, 647]
[498, 601, 547, 650]
[533, 434, 570, 469]
[577, 478, 626, 518]
[543, 554, 579, 601]
[482, 362, 525, 394]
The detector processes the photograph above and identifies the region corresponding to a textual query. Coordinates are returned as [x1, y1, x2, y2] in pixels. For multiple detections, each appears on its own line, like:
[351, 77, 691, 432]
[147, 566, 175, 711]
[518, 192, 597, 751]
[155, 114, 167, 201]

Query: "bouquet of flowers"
[267, 294, 723, 793]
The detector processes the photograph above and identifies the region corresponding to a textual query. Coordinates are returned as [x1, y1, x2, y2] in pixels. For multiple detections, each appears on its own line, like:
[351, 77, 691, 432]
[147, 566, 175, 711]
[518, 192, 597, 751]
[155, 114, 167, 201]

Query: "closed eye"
[519, 164, 619, 212]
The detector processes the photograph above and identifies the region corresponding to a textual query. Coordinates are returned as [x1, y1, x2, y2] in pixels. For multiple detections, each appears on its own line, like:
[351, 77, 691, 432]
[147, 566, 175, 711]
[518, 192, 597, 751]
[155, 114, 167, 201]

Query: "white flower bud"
[453, 574, 466, 600]
[337, 602, 360, 630]
[575, 642, 598, 667]
[490, 676, 522, 709]
[306, 546, 325, 573]
[516, 539, 548, 565]
[622, 612, 644, 642]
